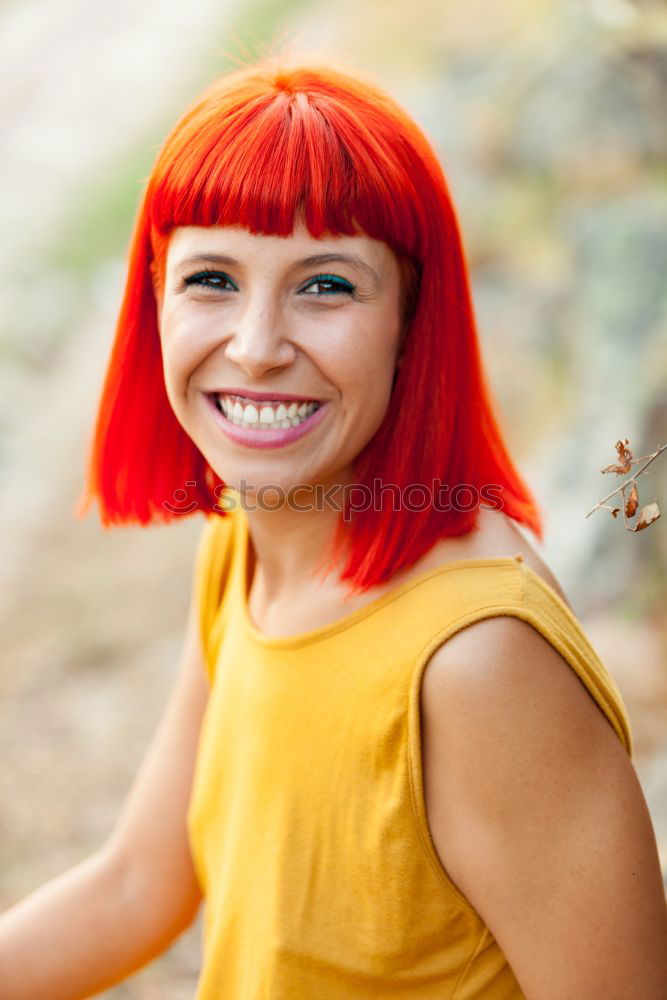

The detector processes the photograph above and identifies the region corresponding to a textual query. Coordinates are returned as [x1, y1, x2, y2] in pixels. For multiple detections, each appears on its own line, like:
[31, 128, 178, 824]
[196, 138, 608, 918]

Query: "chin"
[207, 463, 320, 502]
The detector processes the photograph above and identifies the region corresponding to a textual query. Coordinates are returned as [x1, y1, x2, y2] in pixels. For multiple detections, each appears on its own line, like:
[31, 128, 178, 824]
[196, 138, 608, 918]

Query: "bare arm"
[420, 615, 667, 999]
[0, 562, 210, 999]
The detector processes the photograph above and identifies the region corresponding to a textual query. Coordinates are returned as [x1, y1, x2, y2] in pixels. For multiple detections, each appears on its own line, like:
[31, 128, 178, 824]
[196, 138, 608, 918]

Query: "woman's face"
[157, 220, 404, 502]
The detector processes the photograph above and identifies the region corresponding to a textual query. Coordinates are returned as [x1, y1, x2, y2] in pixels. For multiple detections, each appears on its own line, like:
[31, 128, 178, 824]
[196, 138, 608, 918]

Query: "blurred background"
[1, 0, 665, 995]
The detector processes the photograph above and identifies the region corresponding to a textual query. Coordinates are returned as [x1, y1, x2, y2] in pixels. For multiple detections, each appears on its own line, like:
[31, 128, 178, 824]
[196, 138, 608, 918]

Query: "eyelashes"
[300, 274, 356, 296]
[182, 269, 238, 292]
[181, 269, 356, 297]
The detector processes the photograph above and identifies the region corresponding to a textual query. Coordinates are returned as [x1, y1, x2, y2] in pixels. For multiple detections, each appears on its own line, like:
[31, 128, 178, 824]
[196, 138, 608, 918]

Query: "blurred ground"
[1, 1, 666, 997]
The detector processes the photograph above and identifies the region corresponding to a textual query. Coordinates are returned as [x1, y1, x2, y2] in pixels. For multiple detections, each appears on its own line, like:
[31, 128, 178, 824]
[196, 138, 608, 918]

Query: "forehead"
[165, 221, 394, 271]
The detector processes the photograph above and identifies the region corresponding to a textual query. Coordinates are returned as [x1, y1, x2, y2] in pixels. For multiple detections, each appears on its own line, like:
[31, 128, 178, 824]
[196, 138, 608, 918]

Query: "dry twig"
[584, 438, 664, 531]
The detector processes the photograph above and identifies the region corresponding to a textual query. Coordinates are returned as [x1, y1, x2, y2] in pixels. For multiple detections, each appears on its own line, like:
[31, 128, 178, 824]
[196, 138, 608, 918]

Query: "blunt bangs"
[147, 66, 428, 281]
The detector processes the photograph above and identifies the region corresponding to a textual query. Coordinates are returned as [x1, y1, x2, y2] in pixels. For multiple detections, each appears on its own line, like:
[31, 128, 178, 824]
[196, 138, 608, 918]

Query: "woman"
[1, 57, 666, 999]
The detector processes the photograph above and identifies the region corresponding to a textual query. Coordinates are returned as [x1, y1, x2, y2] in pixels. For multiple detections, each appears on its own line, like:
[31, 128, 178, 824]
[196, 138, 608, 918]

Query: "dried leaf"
[632, 501, 660, 532]
[611, 507, 621, 518]
[624, 482, 638, 518]
[601, 437, 634, 475]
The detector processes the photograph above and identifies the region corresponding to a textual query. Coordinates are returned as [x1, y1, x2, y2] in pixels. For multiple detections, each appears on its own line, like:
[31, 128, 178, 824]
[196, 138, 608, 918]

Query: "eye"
[300, 273, 356, 297]
[183, 269, 238, 292]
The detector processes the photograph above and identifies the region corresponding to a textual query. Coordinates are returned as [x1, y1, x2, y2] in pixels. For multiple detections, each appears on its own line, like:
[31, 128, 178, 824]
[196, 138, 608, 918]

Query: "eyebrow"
[173, 251, 380, 287]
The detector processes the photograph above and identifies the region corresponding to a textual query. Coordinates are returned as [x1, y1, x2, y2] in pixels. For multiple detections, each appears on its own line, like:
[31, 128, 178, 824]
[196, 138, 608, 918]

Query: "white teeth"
[216, 394, 321, 430]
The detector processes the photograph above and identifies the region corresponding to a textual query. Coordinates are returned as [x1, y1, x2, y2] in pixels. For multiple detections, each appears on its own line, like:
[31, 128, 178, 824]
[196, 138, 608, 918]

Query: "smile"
[204, 392, 329, 450]
[214, 393, 322, 430]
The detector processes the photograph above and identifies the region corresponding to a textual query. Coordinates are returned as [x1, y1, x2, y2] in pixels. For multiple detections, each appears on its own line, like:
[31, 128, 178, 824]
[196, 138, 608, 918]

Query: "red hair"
[76, 57, 544, 593]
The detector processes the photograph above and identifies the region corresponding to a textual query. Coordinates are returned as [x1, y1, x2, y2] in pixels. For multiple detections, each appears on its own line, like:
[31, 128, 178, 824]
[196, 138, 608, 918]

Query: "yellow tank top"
[186, 497, 633, 999]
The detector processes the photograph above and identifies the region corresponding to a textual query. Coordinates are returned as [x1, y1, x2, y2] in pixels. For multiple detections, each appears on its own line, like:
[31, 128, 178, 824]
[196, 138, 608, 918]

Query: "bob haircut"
[76, 56, 544, 593]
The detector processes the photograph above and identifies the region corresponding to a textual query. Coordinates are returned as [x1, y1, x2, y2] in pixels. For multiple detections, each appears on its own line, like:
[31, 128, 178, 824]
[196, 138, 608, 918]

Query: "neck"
[241, 478, 352, 607]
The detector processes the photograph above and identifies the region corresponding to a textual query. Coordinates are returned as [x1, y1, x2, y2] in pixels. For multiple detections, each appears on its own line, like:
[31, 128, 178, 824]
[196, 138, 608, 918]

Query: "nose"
[224, 297, 296, 379]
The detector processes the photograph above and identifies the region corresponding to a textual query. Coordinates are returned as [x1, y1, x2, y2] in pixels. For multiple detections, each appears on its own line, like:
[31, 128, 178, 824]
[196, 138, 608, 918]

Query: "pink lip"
[204, 393, 329, 450]
[208, 387, 323, 403]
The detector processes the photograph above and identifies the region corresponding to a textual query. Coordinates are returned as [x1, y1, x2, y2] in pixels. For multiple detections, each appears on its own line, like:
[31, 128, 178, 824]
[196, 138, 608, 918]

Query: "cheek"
[159, 310, 208, 392]
[332, 306, 400, 393]
[314, 320, 398, 444]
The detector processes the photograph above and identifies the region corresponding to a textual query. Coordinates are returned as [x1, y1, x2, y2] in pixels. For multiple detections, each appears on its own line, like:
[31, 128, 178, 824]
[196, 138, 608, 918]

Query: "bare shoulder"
[418, 591, 667, 995]
[420, 608, 597, 743]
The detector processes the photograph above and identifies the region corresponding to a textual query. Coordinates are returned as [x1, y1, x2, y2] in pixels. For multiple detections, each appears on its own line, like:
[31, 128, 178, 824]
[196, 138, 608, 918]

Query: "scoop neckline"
[236, 509, 525, 649]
